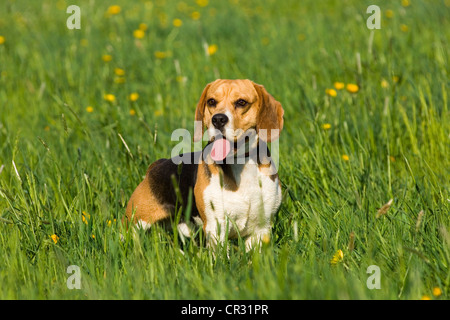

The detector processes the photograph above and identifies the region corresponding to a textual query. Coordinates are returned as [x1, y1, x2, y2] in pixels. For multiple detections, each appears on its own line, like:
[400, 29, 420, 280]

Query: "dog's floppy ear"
[194, 82, 212, 142]
[253, 82, 284, 142]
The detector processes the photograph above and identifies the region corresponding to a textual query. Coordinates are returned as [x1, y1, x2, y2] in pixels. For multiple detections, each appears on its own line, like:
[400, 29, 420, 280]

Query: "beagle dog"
[125, 79, 284, 251]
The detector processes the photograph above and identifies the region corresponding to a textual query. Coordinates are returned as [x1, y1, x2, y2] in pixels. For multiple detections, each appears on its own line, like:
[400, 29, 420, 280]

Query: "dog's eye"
[207, 98, 217, 107]
[236, 99, 248, 107]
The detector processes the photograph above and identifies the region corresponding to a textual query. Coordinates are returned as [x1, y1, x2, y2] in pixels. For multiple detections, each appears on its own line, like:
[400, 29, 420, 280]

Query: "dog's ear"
[253, 82, 284, 142]
[194, 83, 212, 142]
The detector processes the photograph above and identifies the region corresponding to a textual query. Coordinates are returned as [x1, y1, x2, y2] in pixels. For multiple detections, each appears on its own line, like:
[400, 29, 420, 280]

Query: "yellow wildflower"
[342, 154, 349, 161]
[44, 126, 50, 131]
[102, 54, 112, 62]
[322, 123, 331, 130]
[104, 94, 116, 102]
[346, 83, 359, 93]
[262, 234, 270, 244]
[107, 220, 112, 227]
[385, 9, 394, 18]
[207, 44, 218, 56]
[91, 234, 95, 239]
[82, 211, 90, 224]
[401, 0, 410, 7]
[381, 79, 389, 88]
[154, 51, 168, 59]
[133, 29, 145, 39]
[50, 234, 59, 244]
[139, 23, 148, 31]
[400, 24, 409, 32]
[330, 249, 344, 265]
[0, 36, 5, 44]
[334, 82, 345, 90]
[432, 287, 442, 297]
[129, 109, 136, 116]
[114, 68, 125, 76]
[173, 18, 183, 27]
[196, 0, 209, 7]
[129, 92, 139, 101]
[86, 106, 94, 113]
[107, 5, 121, 15]
[325, 88, 337, 97]
[191, 11, 201, 20]
[421, 295, 431, 300]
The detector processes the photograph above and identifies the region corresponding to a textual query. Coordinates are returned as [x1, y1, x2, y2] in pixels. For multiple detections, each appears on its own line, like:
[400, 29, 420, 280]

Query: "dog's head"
[194, 80, 283, 161]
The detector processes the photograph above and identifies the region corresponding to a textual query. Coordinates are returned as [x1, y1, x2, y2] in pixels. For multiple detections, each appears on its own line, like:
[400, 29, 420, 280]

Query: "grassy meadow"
[0, 0, 449, 300]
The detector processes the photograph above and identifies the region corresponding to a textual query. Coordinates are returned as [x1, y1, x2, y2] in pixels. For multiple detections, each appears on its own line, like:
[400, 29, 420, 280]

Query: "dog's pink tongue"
[211, 138, 231, 162]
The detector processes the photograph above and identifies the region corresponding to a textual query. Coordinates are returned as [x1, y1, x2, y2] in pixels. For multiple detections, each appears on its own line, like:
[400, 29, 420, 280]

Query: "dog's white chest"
[202, 162, 281, 238]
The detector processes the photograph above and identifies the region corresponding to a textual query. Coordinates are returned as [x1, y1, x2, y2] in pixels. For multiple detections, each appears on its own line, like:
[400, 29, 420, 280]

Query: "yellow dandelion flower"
[334, 82, 345, 90]
[330, 249, 344, 265]
[196, 0, 209, 7]
[0, 36, 5, 44]
[154, 51, 167, 59]
[138, 23, 148, 31]
[102, 54, 112, 62]
[129, 109, 136, 116]
[432, 287, 442, 297]
[191, 11, 201, 20]
[390, 156, 396, 162]
[114, 77, 126, 84]
[322, 123, 331, 130]
[385, 9, 394, 18]
[133, 29, 145, 39]
[104, 94, 116, 102]
[421, 295, 431, 300]
[114, 68, 125, 76]
[401, 0, 410, 7]
[400, 24, 409, 32]
[107, 220, 112, 227]
[381, 79, 389, 88]
[50, 234, 59, 244]
[392, 75, 400, 83]
[346, 83, 359, 93]
[107, 5, 121, 15]
[262, 234, 270, 245]
[86, 106, 94, 113]
[91, 234, 95, 239]
[207, 44, 218, 56]
[129, 92, 139, 101]
[173, 18, 183, 27]
[342, 154, 349, 161]
[325, 88, 337, 97]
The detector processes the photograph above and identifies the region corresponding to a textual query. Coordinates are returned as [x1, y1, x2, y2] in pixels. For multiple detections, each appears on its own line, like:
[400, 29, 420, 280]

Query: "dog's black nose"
[211, 113, 229, 129]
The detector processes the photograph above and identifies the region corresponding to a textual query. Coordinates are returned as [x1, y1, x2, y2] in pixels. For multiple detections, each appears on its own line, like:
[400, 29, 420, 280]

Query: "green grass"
[0, 0, 449, 300]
